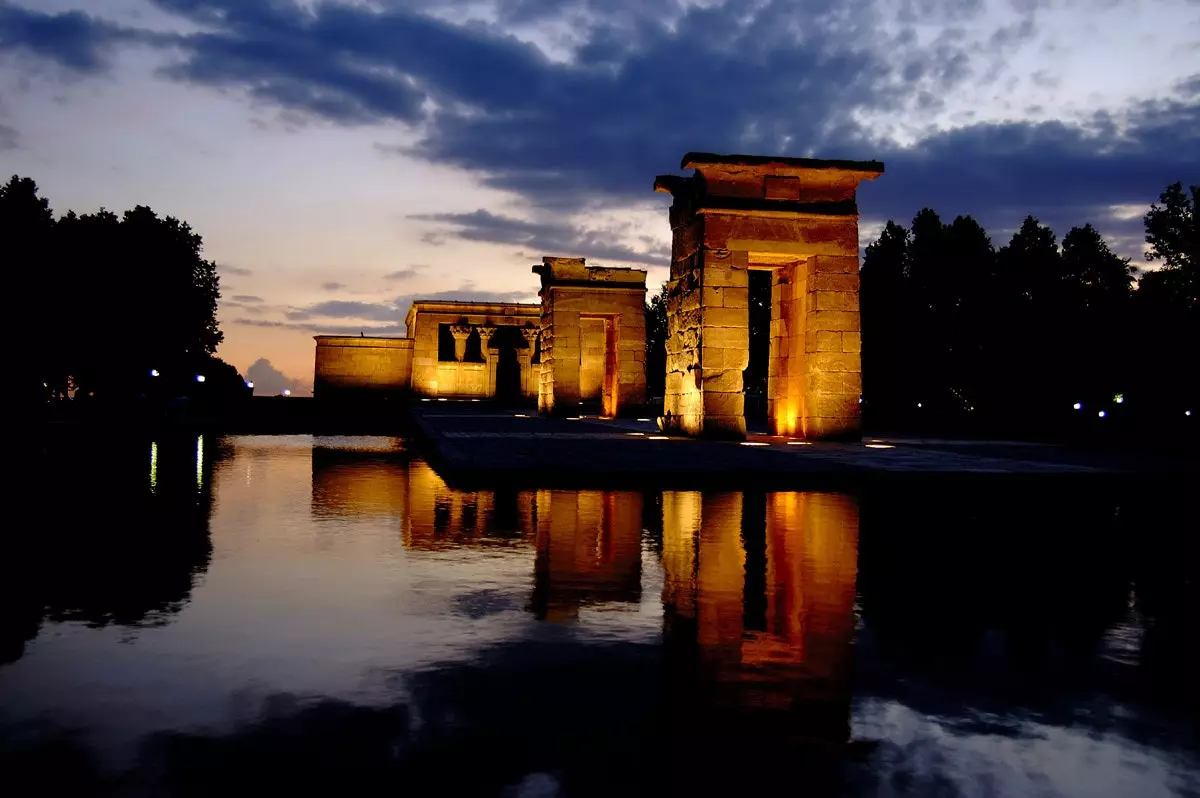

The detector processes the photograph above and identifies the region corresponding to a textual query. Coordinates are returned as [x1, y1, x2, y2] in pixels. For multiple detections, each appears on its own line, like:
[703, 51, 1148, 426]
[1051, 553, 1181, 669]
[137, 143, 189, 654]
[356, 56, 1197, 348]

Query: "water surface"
[2, 434, 1197, 796]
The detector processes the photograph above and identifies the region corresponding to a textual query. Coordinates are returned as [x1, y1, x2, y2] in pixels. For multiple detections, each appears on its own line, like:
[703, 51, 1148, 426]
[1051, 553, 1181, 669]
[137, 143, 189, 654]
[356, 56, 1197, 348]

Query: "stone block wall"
[655, 152, 881, 440]
[534, 257, 647, 417]
[313, 336, 414, 398]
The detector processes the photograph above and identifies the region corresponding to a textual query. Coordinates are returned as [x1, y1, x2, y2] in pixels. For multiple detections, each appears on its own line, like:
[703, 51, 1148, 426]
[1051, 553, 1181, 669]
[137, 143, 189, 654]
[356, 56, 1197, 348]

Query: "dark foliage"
[3, 174, 237, 408]
[861, 183, 1197, 436]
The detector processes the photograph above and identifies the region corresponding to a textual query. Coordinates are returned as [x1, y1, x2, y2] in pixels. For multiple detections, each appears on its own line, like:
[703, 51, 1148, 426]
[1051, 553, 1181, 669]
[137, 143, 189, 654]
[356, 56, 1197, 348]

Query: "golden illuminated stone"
[655, 152, 883, 440]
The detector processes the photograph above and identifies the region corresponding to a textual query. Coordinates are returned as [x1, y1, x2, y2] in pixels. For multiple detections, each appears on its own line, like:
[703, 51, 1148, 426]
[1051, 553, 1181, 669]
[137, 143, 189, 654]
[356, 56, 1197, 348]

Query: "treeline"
[861, 182, 1197, 436]
[2, 175, 246, 409]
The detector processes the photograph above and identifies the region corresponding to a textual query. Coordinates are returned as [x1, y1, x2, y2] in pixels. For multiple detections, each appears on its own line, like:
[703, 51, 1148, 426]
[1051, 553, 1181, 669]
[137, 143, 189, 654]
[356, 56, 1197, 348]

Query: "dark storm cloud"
[285, 299, 402, 322]
[3, 0, 1196, 256]
[868, 79, 1200, 237]
[218, 263, 253, 276]
[320, 282, 344, 291]
[413, 209, 668, 267]
[0, 2, 167, 72]
[230, 294, 264, 303]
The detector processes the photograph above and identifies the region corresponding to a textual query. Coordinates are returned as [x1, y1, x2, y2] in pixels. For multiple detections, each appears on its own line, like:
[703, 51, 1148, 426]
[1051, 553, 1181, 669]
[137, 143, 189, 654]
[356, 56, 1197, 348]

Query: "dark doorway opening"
[744, 269, 772, 422]
[493, 326, 525, 404]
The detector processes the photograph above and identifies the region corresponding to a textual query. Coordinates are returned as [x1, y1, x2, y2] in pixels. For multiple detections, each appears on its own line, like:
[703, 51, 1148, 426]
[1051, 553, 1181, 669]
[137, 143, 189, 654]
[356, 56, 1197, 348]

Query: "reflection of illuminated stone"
[310, 450, 409, 519]
[530, 490, 643, 621]
[310, 448, 535, 548]
[661, 490, 859, 745]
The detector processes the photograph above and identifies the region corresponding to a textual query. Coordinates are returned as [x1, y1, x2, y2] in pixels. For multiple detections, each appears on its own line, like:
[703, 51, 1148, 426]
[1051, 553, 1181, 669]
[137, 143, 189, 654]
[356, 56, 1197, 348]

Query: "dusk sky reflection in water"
[2, 435, 1197, 796]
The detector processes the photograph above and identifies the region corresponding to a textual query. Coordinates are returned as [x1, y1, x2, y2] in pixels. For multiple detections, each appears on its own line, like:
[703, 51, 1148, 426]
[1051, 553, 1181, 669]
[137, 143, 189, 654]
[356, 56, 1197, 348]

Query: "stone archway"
[655, 152, 883, 440]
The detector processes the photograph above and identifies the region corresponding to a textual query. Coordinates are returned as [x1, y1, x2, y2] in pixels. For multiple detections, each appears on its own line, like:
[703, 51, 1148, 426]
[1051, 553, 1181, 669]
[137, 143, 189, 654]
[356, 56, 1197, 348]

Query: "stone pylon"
[655, 153, 883, 440]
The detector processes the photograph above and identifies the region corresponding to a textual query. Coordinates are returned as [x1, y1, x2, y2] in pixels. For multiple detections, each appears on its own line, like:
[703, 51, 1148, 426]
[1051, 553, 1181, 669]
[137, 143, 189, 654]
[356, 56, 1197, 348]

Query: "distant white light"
[436, 397, 446, 401]
[195, 374, 205, 383]
[637, 418, 652, 422]
[1073, 402, 1082, 410]
[282, 389, 292, 396]
[627, 432, 646, 437]
[787, 441, 811, 445]
[648, 435, 670, 440]
[917, 402, 923, 409]
[1187, 410, 1192, 417]
[514, 413, 529, 418]
[740, 441, 768, 446]
[150, 369, 160, 377]
[1114, 393, 1125, 404]
[866, 443, 895, 449]
[1097, 410, 1106, 418]
[245, 381, 254, 389]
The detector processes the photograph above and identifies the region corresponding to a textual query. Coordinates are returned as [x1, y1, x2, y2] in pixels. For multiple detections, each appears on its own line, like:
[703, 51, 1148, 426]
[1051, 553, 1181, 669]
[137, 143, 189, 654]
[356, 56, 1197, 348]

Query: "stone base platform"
[408, 405, 1192, 490]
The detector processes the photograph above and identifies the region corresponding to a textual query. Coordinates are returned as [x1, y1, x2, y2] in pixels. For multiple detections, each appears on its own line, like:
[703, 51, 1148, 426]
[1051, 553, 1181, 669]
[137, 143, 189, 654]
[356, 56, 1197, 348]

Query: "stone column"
[449, 325, 472, 362]
[477, 326, 497, 396]
[519, 328, 538, 398]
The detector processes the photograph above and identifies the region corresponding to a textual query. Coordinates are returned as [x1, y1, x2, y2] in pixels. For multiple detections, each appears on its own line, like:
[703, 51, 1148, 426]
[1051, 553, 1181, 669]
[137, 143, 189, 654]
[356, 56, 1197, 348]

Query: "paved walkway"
[408, 404, 1192, 488]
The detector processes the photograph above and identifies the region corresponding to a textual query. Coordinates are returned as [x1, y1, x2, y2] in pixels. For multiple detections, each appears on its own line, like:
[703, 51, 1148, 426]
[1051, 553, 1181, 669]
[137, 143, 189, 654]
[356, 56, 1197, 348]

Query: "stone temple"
[313, 152, 882, 440]
[314, 257, 649, 417]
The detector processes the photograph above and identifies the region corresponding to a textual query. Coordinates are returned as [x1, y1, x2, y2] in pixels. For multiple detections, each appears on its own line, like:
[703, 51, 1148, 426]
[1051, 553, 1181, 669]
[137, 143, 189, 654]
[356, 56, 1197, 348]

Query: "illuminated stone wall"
[655, 152, 882, 440]
[534, 257, 648, 416]
[313, 336, 414, 397]
[404, 300, 541, 399]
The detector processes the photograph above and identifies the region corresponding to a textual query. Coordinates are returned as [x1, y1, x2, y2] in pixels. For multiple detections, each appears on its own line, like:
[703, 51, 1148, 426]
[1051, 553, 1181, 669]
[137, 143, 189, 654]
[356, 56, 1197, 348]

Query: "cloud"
[230, 294, 264, 303]
[218, 263, 253, 276]
[0, 122, 16, 151]
[0, 2, 163, 73]
[236, 281, 535, 335]
[383, 265, 427, 281]
[246, 357, 300, 396]
[413, 209, 667, 267]
[320, 281, 345, 291]
[3, 0, 1195, 261]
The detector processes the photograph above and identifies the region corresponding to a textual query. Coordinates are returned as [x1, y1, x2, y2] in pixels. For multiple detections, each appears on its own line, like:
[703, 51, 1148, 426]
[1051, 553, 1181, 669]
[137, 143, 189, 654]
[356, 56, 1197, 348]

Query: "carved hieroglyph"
[655, 152, 883, 440]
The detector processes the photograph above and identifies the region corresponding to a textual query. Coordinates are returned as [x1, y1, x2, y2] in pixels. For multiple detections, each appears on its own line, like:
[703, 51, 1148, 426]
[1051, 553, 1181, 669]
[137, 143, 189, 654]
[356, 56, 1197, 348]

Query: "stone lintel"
[657, 153, 884, 206]
[314, 335, 413, 349]
[681, 151, 884, 176]
[533, 256, 648, 290]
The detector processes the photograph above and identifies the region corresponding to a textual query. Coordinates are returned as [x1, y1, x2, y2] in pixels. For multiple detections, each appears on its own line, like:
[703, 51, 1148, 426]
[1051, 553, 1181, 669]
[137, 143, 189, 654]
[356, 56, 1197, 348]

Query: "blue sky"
[2, 0, 1197, 393]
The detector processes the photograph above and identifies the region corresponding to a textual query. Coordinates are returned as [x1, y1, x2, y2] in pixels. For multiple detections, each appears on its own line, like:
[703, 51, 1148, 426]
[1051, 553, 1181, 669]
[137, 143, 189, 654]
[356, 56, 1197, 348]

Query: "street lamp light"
[195, 375, 206, 383]
[150, 369, 160, 377]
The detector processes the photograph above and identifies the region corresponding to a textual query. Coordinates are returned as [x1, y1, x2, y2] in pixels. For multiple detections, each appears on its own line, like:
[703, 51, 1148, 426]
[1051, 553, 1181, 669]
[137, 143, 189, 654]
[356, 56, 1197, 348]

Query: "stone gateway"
[655, 152, 883, 440]
[312, 151, 881, 437]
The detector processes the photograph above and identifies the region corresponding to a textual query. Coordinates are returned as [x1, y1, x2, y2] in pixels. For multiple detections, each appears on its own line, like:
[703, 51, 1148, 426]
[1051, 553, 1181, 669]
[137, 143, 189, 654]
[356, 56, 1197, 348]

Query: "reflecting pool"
[2, 435, 1197, 796]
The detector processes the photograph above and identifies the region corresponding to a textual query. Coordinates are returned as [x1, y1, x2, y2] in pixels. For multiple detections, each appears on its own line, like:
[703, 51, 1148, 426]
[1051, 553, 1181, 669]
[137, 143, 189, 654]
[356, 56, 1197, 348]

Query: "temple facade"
[314, 150, 882, 437]
[313, 257, 650, 416]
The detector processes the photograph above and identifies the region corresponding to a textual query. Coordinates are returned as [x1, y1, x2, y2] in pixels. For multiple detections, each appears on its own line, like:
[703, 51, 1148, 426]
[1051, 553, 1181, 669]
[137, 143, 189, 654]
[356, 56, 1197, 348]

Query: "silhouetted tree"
[645, 287, 668, 400]
[860, 184, 1196, 438]
[4, 175, 234, 408]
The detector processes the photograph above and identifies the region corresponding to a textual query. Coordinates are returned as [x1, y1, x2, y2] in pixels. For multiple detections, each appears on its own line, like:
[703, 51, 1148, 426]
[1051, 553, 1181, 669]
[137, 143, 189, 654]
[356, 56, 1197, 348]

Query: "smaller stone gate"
[534, 257, 648, 417]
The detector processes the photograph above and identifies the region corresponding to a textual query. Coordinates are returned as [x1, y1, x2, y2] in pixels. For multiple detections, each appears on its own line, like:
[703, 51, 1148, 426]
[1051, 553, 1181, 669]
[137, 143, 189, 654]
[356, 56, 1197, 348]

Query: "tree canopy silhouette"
[4, 175, 231, 406]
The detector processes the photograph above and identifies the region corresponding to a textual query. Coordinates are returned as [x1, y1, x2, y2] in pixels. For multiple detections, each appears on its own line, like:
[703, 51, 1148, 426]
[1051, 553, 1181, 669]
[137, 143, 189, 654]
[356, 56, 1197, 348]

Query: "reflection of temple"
[310, 446, 535, 549]
[661, 491, 859, 747]
[530, 491, 643, 621]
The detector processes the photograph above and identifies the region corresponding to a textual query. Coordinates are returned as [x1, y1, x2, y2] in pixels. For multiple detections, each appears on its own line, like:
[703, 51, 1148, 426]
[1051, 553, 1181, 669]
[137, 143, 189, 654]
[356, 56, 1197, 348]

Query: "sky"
[2, 0, 1197, 394]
